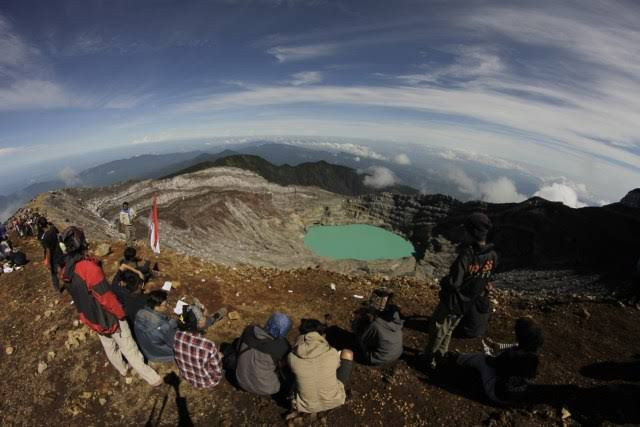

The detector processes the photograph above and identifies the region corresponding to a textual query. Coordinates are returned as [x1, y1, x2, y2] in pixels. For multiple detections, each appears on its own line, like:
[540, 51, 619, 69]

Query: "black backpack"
[10, 251, 28, 266]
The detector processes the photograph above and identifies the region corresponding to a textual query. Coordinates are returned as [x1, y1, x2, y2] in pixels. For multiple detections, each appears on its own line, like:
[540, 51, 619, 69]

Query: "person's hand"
[43, 257, 49, 268]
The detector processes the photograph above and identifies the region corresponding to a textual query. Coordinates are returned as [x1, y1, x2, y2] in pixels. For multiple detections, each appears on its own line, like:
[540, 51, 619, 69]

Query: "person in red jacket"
[61, 226, 163, 386]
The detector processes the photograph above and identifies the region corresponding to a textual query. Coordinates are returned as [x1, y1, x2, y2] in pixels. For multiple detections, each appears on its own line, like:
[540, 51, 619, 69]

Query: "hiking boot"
[204, 307, 228, 329]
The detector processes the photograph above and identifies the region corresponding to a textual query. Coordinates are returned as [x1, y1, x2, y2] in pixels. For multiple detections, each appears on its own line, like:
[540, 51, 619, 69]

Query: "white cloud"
[0, 147, 21, 157]
[286, 140, 387, 160]
[0, 15, 36, 69]
[394, 153, 411, 165]
[353, 156, 360, 162]
[57, 166, 81, 186]
[130, 132, 170, 145]
[0, 79, 70, 111]
[363, 166, 398, 189]
[478, 177, 526, 203]
[104, 94, 150, 109]
[534, 183, 586, 208]
[267, 44, 336, 62]
[448, 168, 526, 203]
[290, 71, 323, 86]
[398, 46, 505, 84]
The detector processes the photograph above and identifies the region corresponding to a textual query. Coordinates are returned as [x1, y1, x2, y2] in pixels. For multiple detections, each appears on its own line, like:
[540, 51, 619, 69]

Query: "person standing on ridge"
[60, 226, 163, 387]
[119, 202, 137, 246]
[424, 212, 498, 371]
[38, 217, 64, 293]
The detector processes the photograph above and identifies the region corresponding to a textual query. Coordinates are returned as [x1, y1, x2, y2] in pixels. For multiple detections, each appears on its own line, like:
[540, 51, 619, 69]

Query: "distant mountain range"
[1, 143, 428, 220]
[165, 154, 418, 196]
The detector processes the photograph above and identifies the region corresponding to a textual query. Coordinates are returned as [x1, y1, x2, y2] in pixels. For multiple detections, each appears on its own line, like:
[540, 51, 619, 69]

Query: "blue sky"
[1, 0, 639, 201]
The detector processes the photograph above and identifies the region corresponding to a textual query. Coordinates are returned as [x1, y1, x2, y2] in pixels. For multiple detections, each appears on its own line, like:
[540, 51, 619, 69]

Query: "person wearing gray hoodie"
[235, 313, 292, 396]
[357, 305, 404, 365]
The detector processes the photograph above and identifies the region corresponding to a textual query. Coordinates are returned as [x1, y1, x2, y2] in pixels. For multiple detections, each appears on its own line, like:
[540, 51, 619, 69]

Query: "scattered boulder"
[93, 243, 112, 257]
[37, 361, 48, 374]
[42, 325, 59, 338]
[65, 329, 87, 349]
[47, 351, 56, 362]
[5, 346, 14, 355]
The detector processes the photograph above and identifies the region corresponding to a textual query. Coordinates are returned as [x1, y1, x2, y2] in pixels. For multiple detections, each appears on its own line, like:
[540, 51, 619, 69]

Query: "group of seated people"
[107, 249, 543, 417]
[0, 230, 28, 273]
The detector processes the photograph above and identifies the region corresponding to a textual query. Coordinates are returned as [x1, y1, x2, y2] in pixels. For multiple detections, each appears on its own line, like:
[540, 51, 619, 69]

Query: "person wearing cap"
[60, 226, 163, 387]
[38, 217, 64, 293]
[424, 212, 499, 371]
[119, 202, 136, 246]
[173, 305, 225, 388]
[235, 312, 293, 396]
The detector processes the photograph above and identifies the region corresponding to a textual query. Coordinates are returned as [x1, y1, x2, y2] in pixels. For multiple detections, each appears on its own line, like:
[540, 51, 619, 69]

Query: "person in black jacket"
[453, 317, 543, 405]
[424, 212, 498, 370]
[38, 217, 64, 292]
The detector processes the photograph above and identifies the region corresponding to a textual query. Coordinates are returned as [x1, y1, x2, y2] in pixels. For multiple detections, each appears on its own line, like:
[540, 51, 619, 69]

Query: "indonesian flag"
[148, 196, 160, 254]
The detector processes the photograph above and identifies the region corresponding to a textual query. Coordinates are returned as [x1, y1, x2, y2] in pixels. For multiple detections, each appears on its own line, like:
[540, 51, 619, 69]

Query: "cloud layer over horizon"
[1, 0, 639, 202]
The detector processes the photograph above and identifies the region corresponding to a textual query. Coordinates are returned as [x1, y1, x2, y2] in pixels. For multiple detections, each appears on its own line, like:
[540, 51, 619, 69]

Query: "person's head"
[177, 306, 201, 333]
[37, 217, 48, 229]
[464, 212, 492, 243]
[515, 317, 544, 352]
[124, 274, 142, 293]
[146, 290, 168, 311]
[379, 304, 401, 322]
[299, 318, 327, 336]
[122, 202, 129, 210]
[265, 313, 292, 339]
[60, 226, 88, 255]
[123, 246, 137, 262]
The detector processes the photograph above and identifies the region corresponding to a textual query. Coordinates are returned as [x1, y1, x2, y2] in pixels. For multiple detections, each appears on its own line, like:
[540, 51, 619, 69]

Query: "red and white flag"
[148, 196, 160, 254]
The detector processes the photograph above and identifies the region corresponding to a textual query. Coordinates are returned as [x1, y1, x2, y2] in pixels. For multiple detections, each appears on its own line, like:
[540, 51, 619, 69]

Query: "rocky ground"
[1, 233, 639, 426]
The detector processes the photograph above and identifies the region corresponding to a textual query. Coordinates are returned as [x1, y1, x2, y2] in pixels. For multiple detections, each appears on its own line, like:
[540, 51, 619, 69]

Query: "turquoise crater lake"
[304, 224, 415, 261]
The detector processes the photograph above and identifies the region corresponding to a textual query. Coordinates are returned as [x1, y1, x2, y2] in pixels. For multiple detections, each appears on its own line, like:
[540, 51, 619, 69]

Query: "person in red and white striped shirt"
[174, 306, 223, 388]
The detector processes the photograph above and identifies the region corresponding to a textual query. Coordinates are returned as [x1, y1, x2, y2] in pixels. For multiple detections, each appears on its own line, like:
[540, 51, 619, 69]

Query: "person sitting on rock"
[235, 312, 292, 396]
[451, 317, 544, 405]
[118, 246, 152, 286]
[355, 303, 404, 366]
[60, 226, 163, 387]
[424, 212, 499, 371]
[173, 305, 225, 388]
[288, 318, 354, 417]
[134, 290, 177, 363]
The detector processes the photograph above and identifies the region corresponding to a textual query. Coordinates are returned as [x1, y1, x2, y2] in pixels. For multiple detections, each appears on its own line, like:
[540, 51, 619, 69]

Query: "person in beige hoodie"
[288, 319, 354, 415]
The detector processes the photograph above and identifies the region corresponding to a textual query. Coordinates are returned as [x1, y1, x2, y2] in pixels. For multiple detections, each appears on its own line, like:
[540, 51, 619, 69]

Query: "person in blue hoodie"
[356, 304, 404, 365]
[134, 290, 177, 363]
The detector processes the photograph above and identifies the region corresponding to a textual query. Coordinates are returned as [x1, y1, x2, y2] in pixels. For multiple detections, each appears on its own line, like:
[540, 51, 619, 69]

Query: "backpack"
[10, 251, 27, 266]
